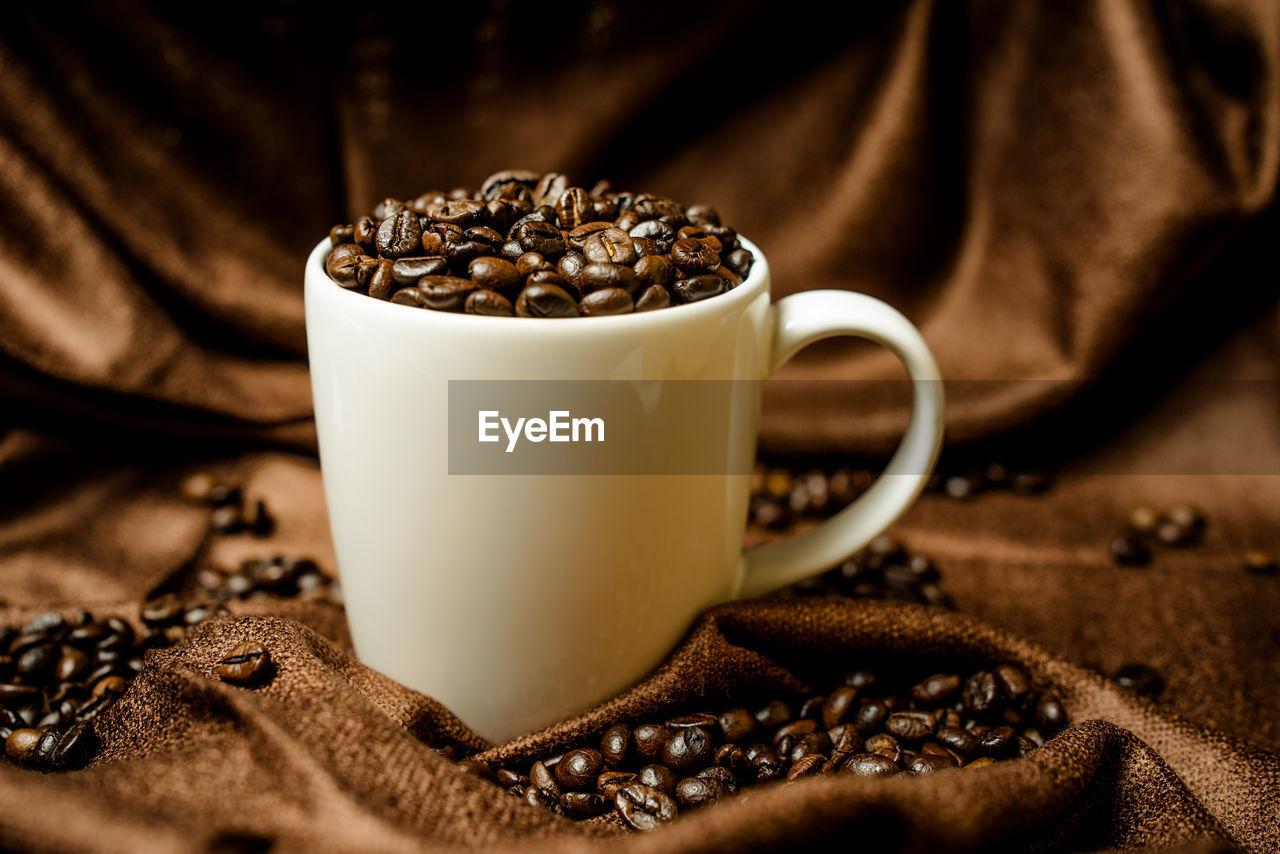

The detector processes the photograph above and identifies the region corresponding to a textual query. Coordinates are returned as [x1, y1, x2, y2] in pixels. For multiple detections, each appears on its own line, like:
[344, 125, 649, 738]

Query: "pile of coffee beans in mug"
[459, 662, 1067, 829]
[324, 170, 755, 317]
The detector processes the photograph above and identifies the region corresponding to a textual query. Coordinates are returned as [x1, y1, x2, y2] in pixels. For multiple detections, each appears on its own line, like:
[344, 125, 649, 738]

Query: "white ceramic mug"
[305, 236, 944, 743]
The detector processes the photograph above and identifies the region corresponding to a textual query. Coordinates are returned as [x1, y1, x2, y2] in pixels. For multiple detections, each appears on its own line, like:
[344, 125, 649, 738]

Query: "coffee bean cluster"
[786, 535, 954, 609]
[926, 464, 1051, 501]
[460, 663, 1065, 829]
[181, 472, 274, 537]
[749, 465, 870, 530]
[324, 170, 755, 317]
[196, 556, 343, 606]
[1110, 503, 1206, 567]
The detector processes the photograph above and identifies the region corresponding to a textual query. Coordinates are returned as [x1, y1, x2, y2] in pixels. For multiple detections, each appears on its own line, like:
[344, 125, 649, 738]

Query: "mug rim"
[306, 234, 770, 331]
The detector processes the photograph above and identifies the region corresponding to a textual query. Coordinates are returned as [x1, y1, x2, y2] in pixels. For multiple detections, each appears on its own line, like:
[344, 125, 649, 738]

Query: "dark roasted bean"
[353, 216, 378, 249]
[628, 220, 676, 251]
[670, 238, 721, 274]
[418, 276, 477, 311]
[597, 770, 637, 799]
[468, 257, 522, 296]
[714, 743, 753, 782]
[567, 222, 613, 251]
[909, 754, 954, 774]
[5, 728, 42, 766]
[821, 685, 859, 729]
[755, 699, 792, 729]
[885, 711, 935, 741]
[842, 753, 899, 777]
[995, 665, 1032, 704]
[614, 783, 678, 831]
[634, 285, 671, 312]
[718, 707, 758, 743]
[632, 724, 670, 762]
[1114, 663, 1165, 698]
[554, 187, 592, 230]
[913, 674, 961, 705]
[637, 763, 677, 795]
[935, 726, 978, 755]
[217, 642, 272, 687]
[963, 671, 1001, 714]
[375, 211, 422, 259]
[465, 289, 515, 317]
[456, 758, 493, 780]
[578, 262, 639, 296]
[674, 776, 721, 808]
[601, 723, 630, 766]
[530, 759, 560, 797]
[391, 287, 424, 307]
[583, 228, 637, 266]
[430, 199, 488, 228]
[663, 726, 712, 773]
[673, 275, 728, 303]
[391, 256, 448, 284]
[367, 259, 396, 300]
[560, 792, 605, 818]
[516, 284, 579, 317]
[978, 725, 1017, 757]
[580, 287, 634, 316]
[515, 220, 566, 257]
[555, 748, 603, 790]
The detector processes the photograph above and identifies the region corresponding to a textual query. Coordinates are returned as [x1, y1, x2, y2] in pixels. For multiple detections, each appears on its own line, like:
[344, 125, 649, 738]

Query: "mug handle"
[735, 290, 945, 598]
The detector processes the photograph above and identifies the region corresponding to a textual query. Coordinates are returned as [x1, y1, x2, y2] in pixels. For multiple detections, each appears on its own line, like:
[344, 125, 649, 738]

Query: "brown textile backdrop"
[1, 1, 1279, 851]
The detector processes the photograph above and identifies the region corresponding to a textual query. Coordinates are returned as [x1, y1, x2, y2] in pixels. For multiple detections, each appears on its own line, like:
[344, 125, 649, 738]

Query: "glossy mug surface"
[305, 236, 944, 742]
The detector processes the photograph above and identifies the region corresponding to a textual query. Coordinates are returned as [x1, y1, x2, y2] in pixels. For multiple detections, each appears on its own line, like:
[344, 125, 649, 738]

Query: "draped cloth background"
[1, 1, 1278, 851]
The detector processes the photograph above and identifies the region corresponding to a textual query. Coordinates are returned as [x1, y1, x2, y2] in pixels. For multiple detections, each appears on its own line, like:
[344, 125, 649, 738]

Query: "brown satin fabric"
[1, 1, 1278, 852]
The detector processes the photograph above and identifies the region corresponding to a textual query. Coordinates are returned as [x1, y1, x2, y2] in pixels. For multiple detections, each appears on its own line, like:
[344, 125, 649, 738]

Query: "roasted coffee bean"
[963, 671, 1001, 714]
[554, 187, 593, 230]
[0, 684, 39, 704]
[600, 723, 630, 766]
[978, 725, 1016, 757]
[514, 252, 546, 276]
[614, 783, 678, 831]
[885, 711, 935, 741]
[430, 199, 488, 228]
[555, 748, 603, 790]
[908, 754, 954, 774]
[995, 665, 1031, 704]
[352, 215, 378, 249]
[829, 724, 861, 754]
[217, 642, 272, 687]
[583, 228, 637, 266]
[496, 769, 526, 788]
[597, 770, 637, 799]
[516, 284, 579, 317]
[464, 289, 515, 316]
[673, 275, 728, 303]
[842, 753, 899, 777]
[579, 287, 634, 316]
[55, 648, 91, 683]
[911, 673, 961, 705]
[329, 224, 355, 246]
[798, 695, 825, 721]
[663, 726, 712, 773]
[782, 753, 822, 781]
[375, 211, 422, 259]
[16, 643, 57, 681]
[674, 776, 721, 808]
[1111, 535, 1152, 566]
[456, 758, 493, 780]
[853, 699, 889, 733]
[1114, 663, 1165, 698]
[634, 285, 671, 312]
[775, 719, 818, 744]
[373, 198, 406, 220]
[578, 262, 638, 296]
[391, 287, 424, 307]
[567, 222, 613, 251]
[863, 732, 901, 762]
[325, 243, 366, 288]
[468, 257, 522, 296]
[560, 791, 606, 818]
[695, 765, 736, 794]
[417, 276, 477, 311]
[636, 763, 677, 795]
[480, 169, 541, 201]
[465, 225, 504, 247]
[6, 728, 42, 766]
[524, 785, 559, 812]
[557, 251, 587, 284]
[668, 712, 719, 730]
[391, 256, 449, 285]
[718, 707, 758, 744]
[935, 726, 978, 755]
[514, 220, 566, 257]
[533, 173, 569, 207]
[530, 759, 560, 797]
[725, 248, 754, 278]
[628, 219, 677, 249]
[755, 699, 792, 729]
[632, 724, 670, 761]
[714, 743, 753, 781]
[670, 238, 721, 274]
[790, 731, 832, 762]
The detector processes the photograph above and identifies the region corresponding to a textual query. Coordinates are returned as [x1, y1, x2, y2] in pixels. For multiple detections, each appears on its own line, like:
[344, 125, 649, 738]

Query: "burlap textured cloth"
[1, 2, 1278, 852]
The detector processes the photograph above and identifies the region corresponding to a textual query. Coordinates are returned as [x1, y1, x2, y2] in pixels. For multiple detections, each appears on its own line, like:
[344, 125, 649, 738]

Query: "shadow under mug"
[305, 236, 944, 743]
